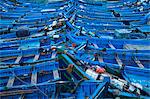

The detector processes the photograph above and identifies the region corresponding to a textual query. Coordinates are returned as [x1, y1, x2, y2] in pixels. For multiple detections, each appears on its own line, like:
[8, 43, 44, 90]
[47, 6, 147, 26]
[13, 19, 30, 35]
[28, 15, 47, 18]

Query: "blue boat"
[0, 62, 60, 91]
[0, 0, 150, 98]
[57, 49, 150, 97]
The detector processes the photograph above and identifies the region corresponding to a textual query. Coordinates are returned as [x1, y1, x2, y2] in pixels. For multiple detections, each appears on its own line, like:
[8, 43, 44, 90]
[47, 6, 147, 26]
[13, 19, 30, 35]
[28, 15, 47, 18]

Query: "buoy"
[95, 67, 105, 73]
[67, 64, 74, 73]
[44, 26, 48, 31]
[68, 64, 74, 68]
[51, 46, 57, 51]
[72, 43, 76, 47]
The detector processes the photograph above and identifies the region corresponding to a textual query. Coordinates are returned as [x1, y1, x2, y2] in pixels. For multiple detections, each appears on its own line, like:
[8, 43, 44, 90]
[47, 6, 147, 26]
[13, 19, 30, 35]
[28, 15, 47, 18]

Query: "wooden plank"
[98, 56, 104, 62]
[31, 71, 37, 84]
[7, 76, 15, 88]
[124, 44, 150, 50]
[115, 55, 123, 66]
[134, 57, 144, 68]
[93, 44, 99, 48]
[0, 56, 17, 61]
[108, 43, 116, 49]
[15, 56, 22, 63]
[0, 89, 37, 96]
[19, 94, 25, 99]
[51, 52, 56, 58]
[53, 70, 59, 80]
[78, 44, 86, 51]
[33, 54, 40, 62]
[31, 55, 40, 84]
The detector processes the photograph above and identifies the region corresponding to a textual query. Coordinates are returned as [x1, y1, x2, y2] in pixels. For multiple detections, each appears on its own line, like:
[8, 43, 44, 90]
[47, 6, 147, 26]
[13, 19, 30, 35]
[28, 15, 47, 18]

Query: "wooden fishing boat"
[0, 62, 59, 90]
[58, 49, 150, 97]
[0, 0, 74, 29]
[0, 80, 109, 99]
[0, 12, 75, 39]
[0, 23, 66, 39]
[66, 29, 150, 52]
[122, 66, 150, 95]
[0, 41, 58, 64]
[57, 54, 110, 98]
[58, 48, 150, 97]
[0, 82, 56, 99]
[108, 89, 150, 98]
[73, 50, 150, 69]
